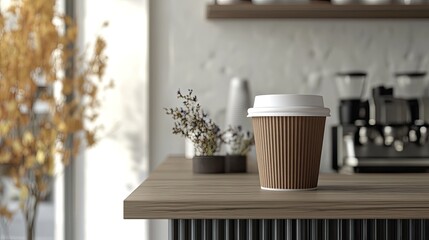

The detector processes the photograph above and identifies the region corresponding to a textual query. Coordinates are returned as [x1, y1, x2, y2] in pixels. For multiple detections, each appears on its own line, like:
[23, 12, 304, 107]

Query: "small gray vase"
[192, 156, 225, 174]
[225, 155, 247, 173]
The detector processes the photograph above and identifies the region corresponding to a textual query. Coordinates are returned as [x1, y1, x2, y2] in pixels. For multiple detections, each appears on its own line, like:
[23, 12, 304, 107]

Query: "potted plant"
[224, 126, 254, 173]
[165, 89, 225, 173]
[0, 1, 110, 239]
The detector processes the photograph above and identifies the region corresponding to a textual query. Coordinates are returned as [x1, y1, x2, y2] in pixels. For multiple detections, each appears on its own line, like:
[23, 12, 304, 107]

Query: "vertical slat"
[191, 219, 202, 240]
[338, 219, 343, 240]
[353, 220, 358, 240]
[225, 219, 234, 240]
[342, 219, 347, 240]
[179, 219, 184, 240]
[348, 219, 354, 240]
[323, 219, 328, 240]
[410, 219, 419, 240]
[203, 220, 212, 240]
[235, 219, 247, 240]
[317, 219, 324, 240]
[273, 219, 284, 240]
[211, 219, 217, 240]
[368, 219, 376, 240]
[234, 219, 239, 240]
[387, 219, 396, 240]
[169, 220, 179, 240]
[376, 219, 385, 240]
[328, 219, 337, 240]
[363, 219, 368, 240]
[417, 219, 421, 240]
[296, 220, 302, 240]
[397, 219, 401, 240]
[305, 219, 310, 240]
[385, 219, 390, 240]
[316, 219, 324, 240]
[372, 219, 377, 240]
[247, 219, 259, 240]
[292, 219, 297, 240]
[240, 219, 248, 240]
[187, 220, 192, 240]
[179, 219, 190, 240]
[212, 220, 225, 240]
[261, 219, 271, 240]
[271, 219, 275, 240]
[362, 219, 367, 240]
[403, 219, 410, 239]
[310, 219, 317, 240]
[286, 219, 294, 240]
[218, 220, 226, 240]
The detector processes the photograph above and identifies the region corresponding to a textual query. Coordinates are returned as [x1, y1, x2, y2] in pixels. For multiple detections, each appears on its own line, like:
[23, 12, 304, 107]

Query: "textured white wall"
[151, 0, 429, 169]
[149, 0, 429, 238]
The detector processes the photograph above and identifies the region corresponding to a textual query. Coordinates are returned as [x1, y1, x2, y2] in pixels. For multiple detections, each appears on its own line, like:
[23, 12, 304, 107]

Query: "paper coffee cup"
[248, 94, 330, 191]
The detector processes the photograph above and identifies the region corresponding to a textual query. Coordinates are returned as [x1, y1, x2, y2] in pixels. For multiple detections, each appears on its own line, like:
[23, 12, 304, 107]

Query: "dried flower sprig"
[165, 89, 224, 156]
[225, 126, 254, 156]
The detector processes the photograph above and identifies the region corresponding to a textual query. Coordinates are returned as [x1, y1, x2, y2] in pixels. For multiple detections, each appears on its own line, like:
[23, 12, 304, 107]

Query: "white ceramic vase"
[185, 138, 195, 159]
[225, 77, 252, 154]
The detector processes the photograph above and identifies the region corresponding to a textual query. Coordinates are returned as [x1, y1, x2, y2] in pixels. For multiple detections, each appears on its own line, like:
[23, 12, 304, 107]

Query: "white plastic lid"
[247, 94, 330, 117]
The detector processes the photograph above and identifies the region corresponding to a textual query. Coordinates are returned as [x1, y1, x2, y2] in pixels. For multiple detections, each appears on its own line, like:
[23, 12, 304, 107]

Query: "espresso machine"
[332, 72, 429, 173]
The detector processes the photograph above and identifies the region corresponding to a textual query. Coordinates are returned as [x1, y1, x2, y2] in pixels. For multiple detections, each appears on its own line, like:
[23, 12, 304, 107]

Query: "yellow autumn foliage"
[0, 0, 110, 219]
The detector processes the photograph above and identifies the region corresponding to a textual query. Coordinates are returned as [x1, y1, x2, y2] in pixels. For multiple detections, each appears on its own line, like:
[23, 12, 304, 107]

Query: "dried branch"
[0, 0, 111, 223]
[165, 89, 224, 156]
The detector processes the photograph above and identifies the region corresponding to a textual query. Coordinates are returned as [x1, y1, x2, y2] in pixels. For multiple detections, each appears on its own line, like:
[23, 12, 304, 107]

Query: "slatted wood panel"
[169, 219, 429, 240]
[206, 3, 429, 19]
[124, 156, 429, 219]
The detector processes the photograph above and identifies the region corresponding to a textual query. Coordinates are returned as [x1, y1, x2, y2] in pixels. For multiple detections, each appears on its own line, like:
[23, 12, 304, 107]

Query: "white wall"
[149, 0, 429, 238]
[150, 0, 429, 172]
[79, 0, 149, 240]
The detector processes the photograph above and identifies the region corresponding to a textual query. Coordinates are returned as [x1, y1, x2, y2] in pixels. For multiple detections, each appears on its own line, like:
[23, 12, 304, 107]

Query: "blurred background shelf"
[207, 3, 429, 19]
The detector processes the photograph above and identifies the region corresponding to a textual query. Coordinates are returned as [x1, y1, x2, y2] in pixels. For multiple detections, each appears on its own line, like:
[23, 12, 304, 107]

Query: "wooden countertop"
[124, 156, 429, 219]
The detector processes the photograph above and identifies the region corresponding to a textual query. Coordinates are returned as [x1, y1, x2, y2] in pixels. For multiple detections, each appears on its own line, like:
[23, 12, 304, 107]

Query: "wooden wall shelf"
[207, 3, 429, 19]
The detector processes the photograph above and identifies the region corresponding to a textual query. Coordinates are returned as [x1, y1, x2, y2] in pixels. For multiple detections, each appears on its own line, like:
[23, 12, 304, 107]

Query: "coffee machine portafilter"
[332, 72, 429, 173]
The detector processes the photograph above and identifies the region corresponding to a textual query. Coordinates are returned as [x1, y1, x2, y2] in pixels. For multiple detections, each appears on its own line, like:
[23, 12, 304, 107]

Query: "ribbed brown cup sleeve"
[252, 116, 326, 190]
